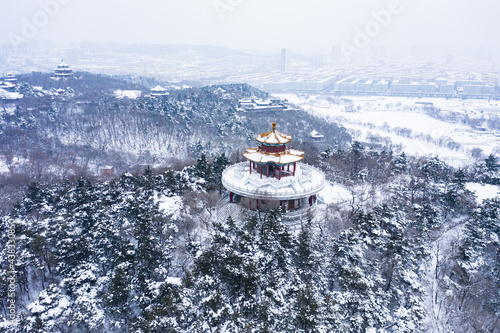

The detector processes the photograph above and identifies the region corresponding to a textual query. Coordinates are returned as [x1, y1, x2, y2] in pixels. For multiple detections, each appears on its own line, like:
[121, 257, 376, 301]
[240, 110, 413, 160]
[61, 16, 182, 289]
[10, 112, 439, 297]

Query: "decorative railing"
[222, 162, 325, 200]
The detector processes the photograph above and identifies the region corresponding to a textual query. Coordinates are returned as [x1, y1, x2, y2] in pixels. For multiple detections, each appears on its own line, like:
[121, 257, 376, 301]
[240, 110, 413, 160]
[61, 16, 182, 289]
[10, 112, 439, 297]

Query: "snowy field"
[277, 94, 500, 167]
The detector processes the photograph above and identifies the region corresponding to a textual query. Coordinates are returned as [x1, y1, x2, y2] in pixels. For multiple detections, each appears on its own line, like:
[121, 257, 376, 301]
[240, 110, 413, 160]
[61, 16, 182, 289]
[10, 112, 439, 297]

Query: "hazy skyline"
[1, 0, 499, 58]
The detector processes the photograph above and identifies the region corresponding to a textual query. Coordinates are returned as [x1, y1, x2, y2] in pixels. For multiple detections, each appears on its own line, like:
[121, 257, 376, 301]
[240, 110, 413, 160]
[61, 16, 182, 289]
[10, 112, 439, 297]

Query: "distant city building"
[55, 60, 73, 78]
[461, 84, 494, 97]
[332, 77, 461, 97]
[311, 55, 325, 68]
[390, 79, 420, 94]
[330, 45, 342, 66]
[263, 76, 338, 93]
[456, 80, 495, 98]
[280, 48, 291, 73]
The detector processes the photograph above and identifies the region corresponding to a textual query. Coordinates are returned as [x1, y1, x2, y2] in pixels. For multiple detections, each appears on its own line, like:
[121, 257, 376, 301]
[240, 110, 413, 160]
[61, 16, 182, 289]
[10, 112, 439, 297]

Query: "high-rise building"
[280, 48, 291, 72]
[330, 45, 341, 66]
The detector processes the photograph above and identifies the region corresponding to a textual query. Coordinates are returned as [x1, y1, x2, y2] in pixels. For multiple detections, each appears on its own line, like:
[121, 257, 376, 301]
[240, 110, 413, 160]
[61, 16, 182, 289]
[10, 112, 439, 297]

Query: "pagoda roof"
[242, 147, 304, 165]
[56, 60, 71, 69]
[151, 85, 167, 92]
[256, 122, 292, 145]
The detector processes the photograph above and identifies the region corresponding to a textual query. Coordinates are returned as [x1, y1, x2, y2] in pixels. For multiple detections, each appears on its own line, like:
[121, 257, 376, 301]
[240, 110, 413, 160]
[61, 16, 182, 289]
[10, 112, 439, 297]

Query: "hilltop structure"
[150, 85, 168, 96]
[5, 73, 16, 84]
[222, 123, 325, 218]
[55, 60, 73, 78]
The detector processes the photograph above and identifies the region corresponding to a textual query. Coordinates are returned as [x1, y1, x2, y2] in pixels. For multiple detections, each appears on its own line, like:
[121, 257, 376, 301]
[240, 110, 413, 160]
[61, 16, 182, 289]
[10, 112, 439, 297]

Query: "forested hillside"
[0, 73, 350, 212]
[1, 139, 499, 332]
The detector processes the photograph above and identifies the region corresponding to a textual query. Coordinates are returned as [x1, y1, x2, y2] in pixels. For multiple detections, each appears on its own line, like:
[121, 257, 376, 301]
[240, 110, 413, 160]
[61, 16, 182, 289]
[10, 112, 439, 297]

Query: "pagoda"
[55, 60, 73, 78]
[5, 73, 16, 85]
[222, 123, 325, 216]
[150, 85, 168, 97]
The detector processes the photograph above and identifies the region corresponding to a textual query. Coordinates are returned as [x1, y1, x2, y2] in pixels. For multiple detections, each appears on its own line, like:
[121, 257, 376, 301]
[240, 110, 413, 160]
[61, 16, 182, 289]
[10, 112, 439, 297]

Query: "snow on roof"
[310, 130, 324, 138]
[243, 150, 303, 165]
[255, 123, 292, 145]
[242, 145, 304, 165]
[115, 90, 142, 99]
[151, 85, 167, 92]
[0, 82, 15, 88]
[0, 89, 23, 100]
[56, 60, 70, 69]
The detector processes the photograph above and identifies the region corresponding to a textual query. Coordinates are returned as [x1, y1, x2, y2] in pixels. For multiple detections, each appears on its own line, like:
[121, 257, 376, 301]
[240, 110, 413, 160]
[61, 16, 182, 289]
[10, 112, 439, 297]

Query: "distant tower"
[5, 73, 16, 85]
[330, 45, 341, 66]
[280, 48, 291, 72]
[55, 60, 73, 78]
[222, 123, 325, 219]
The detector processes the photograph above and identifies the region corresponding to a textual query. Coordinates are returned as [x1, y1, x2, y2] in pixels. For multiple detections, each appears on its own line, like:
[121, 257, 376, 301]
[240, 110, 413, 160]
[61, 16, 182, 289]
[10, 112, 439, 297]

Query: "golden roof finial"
[272, 122, 276, 131]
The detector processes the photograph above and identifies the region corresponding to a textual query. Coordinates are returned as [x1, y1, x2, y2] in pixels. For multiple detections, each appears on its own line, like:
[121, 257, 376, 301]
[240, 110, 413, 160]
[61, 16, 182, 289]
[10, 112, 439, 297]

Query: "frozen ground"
[277, 94, 500, 167]
[319, 181, 351, 204]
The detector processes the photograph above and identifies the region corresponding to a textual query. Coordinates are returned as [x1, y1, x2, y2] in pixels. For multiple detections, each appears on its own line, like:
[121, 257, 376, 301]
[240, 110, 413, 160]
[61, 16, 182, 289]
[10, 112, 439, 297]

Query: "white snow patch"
[319, 182, 350, 204]
[167, 277, 182, 286]
[466, 182, 500, 202]
[157, 194, 183, 220]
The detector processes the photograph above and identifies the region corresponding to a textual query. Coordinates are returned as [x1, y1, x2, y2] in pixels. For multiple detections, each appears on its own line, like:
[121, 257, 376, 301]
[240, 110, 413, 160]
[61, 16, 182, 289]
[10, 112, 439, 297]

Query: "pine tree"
[212, 153, 230, 194]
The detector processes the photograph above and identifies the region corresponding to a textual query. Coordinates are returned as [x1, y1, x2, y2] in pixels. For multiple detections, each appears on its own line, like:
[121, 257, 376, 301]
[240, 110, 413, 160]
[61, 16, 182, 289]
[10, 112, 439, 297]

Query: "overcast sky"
[1, 0, 499, 57]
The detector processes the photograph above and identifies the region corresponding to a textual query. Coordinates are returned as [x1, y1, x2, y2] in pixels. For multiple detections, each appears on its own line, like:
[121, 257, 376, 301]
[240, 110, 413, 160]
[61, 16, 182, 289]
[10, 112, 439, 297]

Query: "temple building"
[55, 60, 73, 78]
[5, 73, 16, 84]
[222, 123, 325, 218]
[150, 85, 168, 96]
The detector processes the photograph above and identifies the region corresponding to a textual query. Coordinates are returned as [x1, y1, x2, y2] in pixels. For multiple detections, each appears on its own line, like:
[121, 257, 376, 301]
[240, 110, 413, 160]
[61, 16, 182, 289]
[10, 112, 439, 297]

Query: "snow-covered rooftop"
[255, 122, 292, 145]
[151, 85, 167, 92]
[243, 147, 303, 165]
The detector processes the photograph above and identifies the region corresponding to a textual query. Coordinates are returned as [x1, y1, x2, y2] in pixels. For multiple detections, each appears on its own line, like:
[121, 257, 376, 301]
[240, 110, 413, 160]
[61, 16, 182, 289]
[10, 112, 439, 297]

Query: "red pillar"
[260, 164, 263, 179]
[230, 192, 233, 203]
[249, 161, 252, 174]
[309, 196, 313, 206]
[249, 198, 252, 210]
[287, 164, 290, 171]
[256, 199, 259, 210]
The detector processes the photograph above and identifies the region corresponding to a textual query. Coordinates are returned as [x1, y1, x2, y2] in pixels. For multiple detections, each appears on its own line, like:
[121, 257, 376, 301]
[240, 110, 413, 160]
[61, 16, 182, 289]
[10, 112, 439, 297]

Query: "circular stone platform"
[222, 162, 325, 201]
